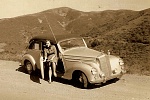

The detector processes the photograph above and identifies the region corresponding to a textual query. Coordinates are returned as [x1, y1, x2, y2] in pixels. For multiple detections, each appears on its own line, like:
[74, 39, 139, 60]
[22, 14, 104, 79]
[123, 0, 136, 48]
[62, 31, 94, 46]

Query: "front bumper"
[89, 71, 125, 84]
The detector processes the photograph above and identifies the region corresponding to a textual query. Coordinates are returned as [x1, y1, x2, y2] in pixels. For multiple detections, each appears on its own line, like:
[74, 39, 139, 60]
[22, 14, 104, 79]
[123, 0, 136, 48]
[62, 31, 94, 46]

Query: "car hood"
[63, 47, 104, 58]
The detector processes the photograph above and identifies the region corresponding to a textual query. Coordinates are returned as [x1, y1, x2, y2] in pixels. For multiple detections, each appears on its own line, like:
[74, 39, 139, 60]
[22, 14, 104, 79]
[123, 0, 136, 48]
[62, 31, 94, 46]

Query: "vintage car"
[21, 34, 125, 88]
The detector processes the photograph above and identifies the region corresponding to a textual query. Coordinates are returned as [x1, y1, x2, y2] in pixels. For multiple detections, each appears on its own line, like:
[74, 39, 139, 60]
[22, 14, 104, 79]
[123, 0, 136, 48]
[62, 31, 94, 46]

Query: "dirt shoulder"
[0, 60, 150, 100]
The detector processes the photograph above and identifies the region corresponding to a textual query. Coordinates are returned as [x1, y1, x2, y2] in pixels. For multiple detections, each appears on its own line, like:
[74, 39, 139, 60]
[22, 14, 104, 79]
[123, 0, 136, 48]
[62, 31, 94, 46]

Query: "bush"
[91, 39, 101, 47]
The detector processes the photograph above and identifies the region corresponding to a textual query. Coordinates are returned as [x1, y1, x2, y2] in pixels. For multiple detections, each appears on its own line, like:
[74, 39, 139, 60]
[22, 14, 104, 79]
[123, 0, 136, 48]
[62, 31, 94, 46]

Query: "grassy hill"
[0, 7, 149, 75]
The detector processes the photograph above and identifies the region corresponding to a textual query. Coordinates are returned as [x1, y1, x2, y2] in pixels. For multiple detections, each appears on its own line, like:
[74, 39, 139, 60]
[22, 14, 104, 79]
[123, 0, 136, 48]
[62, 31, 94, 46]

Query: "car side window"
[34, 43, 40, 50]
[29, 41, 42, 50]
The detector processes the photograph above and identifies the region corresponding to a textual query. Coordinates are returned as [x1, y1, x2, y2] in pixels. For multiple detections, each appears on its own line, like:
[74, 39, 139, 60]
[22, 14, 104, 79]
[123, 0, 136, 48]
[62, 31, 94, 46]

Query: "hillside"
[88, 8, 150, 75]
[0, 7, 149, 75]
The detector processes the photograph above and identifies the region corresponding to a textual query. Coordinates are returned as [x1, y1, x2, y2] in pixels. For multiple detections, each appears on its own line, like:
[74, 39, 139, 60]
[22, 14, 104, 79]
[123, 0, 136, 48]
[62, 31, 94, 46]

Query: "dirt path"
[0, 60, 150, 100]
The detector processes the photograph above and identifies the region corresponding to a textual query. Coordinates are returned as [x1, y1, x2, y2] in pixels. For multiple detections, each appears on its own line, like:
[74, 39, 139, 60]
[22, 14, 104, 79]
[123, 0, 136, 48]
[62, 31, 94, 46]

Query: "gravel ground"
[0, 60, 150, 100]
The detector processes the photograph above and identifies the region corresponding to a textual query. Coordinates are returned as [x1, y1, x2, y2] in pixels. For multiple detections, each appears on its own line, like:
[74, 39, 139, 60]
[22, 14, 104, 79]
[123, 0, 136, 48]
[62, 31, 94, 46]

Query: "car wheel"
[72, 71, 88, 89]
[25, 61, 33, 74]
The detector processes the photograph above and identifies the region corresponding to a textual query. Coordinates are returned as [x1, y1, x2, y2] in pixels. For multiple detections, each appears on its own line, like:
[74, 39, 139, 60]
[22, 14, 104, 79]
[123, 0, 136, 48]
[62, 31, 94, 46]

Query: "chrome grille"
[99, 56, 111, 78]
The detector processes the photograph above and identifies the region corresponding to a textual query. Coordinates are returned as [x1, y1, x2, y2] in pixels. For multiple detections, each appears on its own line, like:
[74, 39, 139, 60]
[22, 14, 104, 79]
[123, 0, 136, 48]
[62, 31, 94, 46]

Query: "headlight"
[119, 59, 124, 66]
[91, 68, 97, 75]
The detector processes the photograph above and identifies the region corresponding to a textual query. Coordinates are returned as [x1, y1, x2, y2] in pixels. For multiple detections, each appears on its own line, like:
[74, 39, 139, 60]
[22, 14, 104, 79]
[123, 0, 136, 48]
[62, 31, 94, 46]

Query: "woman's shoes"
[48, 80, 51, 84]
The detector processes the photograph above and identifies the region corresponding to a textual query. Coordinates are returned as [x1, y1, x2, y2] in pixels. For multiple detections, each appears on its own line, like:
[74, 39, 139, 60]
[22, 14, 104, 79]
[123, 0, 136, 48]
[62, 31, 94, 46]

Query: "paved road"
[0, 60, 150, 100]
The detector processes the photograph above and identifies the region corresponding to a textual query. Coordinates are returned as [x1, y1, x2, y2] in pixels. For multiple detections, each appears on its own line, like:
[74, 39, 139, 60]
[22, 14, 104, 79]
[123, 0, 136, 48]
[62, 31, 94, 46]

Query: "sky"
[0, 0, 150, 19]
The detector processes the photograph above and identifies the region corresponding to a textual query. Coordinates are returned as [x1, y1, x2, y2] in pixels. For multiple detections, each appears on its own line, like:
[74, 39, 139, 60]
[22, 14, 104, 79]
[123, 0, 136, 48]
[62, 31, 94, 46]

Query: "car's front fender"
[62, 61, 97, 82]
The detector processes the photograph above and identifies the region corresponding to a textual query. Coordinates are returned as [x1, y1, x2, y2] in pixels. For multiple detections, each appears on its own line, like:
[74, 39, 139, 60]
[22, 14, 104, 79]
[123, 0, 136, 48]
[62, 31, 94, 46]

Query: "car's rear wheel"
[72, 71, 89, 89]
[25, 61, 33, 74]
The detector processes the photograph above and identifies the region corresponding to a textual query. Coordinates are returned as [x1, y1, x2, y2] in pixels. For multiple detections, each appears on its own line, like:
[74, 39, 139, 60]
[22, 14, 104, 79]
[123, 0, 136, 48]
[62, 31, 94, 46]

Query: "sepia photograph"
[0, 0, 150, 100]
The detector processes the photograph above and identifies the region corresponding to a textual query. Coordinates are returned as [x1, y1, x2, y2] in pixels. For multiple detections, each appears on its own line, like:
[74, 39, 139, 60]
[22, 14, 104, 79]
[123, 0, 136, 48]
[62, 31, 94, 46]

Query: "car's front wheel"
[72, 71, 89, 89]
[25, 61, 33, 74]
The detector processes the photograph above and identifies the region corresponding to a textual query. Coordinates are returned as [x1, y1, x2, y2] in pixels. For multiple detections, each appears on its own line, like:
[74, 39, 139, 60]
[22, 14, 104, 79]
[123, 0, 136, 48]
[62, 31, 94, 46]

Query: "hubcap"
[27, 64, 32, 71]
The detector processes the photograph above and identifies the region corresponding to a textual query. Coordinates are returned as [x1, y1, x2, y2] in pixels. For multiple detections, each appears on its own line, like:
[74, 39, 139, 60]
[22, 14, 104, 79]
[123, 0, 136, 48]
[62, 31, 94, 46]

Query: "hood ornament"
[108, 50, 110, 55]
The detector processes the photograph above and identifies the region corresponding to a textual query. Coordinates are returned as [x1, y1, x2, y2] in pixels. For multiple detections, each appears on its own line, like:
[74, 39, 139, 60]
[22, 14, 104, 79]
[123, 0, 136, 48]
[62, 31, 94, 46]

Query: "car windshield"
[59, 38, 86, 50]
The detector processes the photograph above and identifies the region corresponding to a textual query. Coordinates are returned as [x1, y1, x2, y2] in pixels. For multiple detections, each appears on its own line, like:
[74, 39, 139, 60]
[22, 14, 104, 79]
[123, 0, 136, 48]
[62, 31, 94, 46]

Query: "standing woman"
[44, 40, 57, 83]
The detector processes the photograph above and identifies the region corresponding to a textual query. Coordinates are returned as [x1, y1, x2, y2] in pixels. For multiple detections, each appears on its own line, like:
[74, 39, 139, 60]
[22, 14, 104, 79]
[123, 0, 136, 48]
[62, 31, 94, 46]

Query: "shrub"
[91, 39, 101, 47]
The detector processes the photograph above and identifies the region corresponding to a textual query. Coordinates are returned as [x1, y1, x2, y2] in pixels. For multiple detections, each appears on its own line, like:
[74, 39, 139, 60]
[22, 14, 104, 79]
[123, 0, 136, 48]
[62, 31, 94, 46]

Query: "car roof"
[30, 33, 80, 44]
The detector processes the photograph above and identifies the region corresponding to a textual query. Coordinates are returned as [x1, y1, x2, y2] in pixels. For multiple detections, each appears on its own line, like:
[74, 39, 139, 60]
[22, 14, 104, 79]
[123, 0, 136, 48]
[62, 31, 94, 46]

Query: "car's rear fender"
[22, 54, 36, 71]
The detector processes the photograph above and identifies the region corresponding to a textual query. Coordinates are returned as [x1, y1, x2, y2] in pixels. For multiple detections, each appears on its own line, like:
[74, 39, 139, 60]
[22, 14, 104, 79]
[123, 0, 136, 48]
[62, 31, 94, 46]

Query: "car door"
[58, 50, 73, 77]
[27, 40, 44, 79]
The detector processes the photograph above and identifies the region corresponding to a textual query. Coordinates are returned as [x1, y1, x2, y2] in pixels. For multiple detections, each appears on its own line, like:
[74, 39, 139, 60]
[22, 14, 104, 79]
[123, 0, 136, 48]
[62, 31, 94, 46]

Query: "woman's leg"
[48, 66, 52, 83]
[52, 62, 57, 77]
